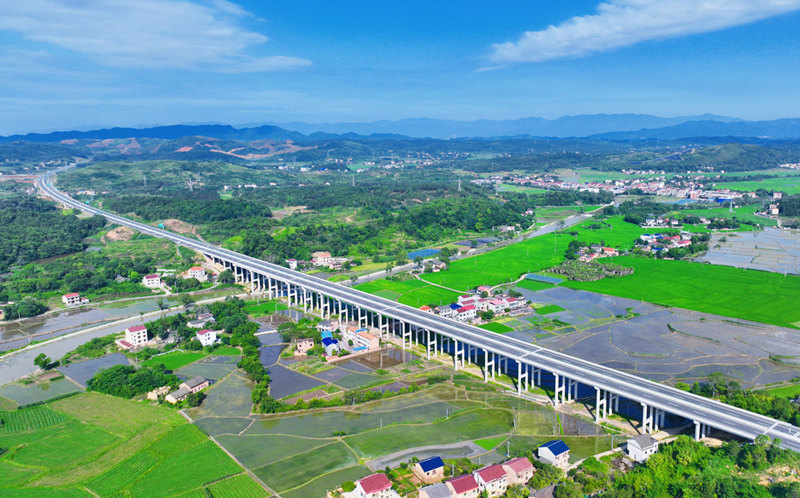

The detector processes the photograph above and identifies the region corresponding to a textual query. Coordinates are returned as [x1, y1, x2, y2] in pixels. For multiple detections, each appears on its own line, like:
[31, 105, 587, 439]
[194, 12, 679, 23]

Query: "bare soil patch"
[106, 226, 135, 241]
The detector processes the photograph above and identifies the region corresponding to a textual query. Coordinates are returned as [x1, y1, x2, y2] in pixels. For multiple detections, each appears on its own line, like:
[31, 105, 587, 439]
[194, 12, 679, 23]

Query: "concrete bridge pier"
[694, 421, 712, 440]
[426, 330, 436, 359]
[554, 374, 565, 407]
[641, 402, 653, 434]
[516, 361, 529, 394]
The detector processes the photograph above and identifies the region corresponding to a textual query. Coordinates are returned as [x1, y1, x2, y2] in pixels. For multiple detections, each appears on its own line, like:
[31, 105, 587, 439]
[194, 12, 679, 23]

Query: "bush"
[341, 481, 355, 492]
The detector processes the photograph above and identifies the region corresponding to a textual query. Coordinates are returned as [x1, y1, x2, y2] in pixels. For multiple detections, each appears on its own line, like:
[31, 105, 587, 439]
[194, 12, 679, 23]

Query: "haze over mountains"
[4, 114, 800, 143]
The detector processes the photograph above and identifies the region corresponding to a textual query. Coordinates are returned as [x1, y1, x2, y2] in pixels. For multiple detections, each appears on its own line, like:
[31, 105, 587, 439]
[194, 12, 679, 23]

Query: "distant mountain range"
[265, 113, 743, 139]
[4, 114, 800, 143]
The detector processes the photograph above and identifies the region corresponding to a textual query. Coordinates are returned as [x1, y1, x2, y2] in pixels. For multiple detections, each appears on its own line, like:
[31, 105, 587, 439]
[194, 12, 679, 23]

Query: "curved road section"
[38, 170, 800, 452]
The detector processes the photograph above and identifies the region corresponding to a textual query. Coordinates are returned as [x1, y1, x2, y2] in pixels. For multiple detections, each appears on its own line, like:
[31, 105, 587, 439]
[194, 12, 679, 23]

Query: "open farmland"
[561, 256, 800, 328]
[191, 383, 612, 495]
[355, 278, 460, 307]
[0, 392, 262, 495]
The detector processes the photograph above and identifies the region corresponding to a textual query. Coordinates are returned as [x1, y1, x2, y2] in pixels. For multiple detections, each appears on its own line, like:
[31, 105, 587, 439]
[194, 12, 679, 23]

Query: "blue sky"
[1, 0, 800, 134]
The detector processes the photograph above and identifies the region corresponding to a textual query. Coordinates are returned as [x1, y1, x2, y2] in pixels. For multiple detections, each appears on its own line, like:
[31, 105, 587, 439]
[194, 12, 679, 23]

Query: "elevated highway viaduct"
[38, 169, 800, 451]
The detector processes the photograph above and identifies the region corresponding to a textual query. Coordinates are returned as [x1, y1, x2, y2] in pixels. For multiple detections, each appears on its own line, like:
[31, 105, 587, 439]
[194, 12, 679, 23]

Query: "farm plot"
[562, 256, 800, 328]
[0, 378, 82, 407]
[344, 408, 514, 458]
[58, 353, 129, 387]
[142, 351, 207, 370]
[0, 393, 261, 495]
[355, 278, 460, 307]
[253, 442, 357, 493]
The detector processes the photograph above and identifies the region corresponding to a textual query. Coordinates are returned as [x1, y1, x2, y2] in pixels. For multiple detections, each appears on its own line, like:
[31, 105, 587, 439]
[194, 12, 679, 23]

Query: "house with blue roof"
[538, 440, 570, 468]
[322, 337, 339, 356]
[413, 456, 445, 483]
[320, 330, 333, 340]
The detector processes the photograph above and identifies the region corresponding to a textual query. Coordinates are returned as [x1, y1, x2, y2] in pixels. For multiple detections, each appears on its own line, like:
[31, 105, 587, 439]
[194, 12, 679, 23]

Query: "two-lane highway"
[38, 170, 800, 451]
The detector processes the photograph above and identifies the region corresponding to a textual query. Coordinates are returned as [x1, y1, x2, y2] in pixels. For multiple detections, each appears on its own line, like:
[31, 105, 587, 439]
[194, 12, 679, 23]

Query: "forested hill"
[0, 195, 106, 272]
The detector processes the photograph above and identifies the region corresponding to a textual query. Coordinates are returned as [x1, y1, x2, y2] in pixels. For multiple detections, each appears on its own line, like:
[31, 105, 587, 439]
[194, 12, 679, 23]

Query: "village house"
[418, 482, 452, 498]
[61, 292, 88, 306]
[538, 440, 570, 468]
[187, 266, 207, 281]
[436, 305, 456, 318]
[476, 285, 492, 295]
[413, 456, 445, 483]
[286, 258, 298, 270]
[474, 464, 509, 497]
[446, 475, 480, 498]
[117, 325, 148, 350]
[502, 457, 535, 485]
[166, 376, 209, 404]
[195, 329, 217, 347]
[419, 305, 434, 313]
[142, 274, 161, 289]
[187, 312, 214, 328]
[455, 305, 477, 321]
[627, 434, 660, 463]
[356, 330, 379, 351]
[294, 338, 314, 355]
[354, 473, 393, 498]
[457, 294, 473, 305]
[145, 385, 170, 401]
[430, 261, 448, 272]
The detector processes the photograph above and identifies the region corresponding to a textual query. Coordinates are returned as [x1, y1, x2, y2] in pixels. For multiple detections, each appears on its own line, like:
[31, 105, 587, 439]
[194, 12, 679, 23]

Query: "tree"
[34, 353, 52, 370]
[505, 484, 529, 498]
[341, 481, 355, 492]
[480, 310, 494, 321]
[218, 269, 234, 284]
[413, 255, 424, 267]
[185, 391, 206, 407]
[178, 293, 195, 308]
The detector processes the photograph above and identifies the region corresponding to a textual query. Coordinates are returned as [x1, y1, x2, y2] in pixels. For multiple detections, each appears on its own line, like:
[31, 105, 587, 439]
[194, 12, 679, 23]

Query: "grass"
[478, 322, 514, 334]
[243, 299, 288, 317]
[562, 256, 800, 329]
[474, 435, 507, 451]
[721, 177, 800, 195]
[762, 383, 800, 399]
[517, 279, 557, 292]
[536, 304, 566, 315]
[210, 345, 242, 356]
[676, 204, 778, 227]
[141, 351, 207, 370]
[355, 278, 461, 307]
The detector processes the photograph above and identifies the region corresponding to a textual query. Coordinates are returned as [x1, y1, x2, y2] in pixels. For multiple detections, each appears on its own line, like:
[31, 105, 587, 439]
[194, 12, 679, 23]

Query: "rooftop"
[448, 474, 478, 494]
[182, 376, 207, 389]
[504, 457, 534, 474]
[419, 456, 444, 473]
[476, 464, 506, 483]
[358, 473, 392, 494]
[539, 439, 570, 456]
[127, 325, 147, 332]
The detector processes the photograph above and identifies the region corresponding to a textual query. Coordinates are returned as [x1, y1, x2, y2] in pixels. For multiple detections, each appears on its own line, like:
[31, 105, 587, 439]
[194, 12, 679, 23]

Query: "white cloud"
[0, 0, 310, 71]
[490, 0, 800, 63]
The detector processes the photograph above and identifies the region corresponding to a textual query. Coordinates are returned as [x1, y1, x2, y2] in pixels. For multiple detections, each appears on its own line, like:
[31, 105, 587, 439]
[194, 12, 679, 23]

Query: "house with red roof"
[446, 474, 480, 498]
[502, 457, 535, 485]
[142, 274, 161, 289]
[116, 325, 148, 350]
[419, 305, 434, 313]
[354, 473, 393, 498]
[195, 329, 217, 347]
[474, 464, 509, 497]
[187, 266, 207, 281]
[455, 305, 477, 321]
[61, 292, 82, 306]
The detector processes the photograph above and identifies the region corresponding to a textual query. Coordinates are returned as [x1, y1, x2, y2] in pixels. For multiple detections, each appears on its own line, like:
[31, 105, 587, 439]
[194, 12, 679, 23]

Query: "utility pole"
[352, 174, 355, 187]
